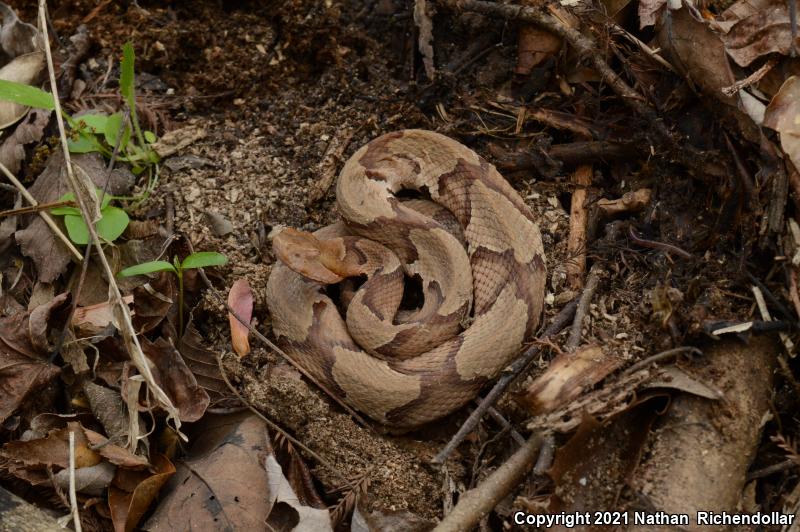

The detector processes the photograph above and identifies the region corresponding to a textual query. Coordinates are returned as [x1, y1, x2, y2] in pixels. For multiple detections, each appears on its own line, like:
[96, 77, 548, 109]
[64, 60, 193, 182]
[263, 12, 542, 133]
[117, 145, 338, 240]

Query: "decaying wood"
[597, 188, 652, 217]
[627, 336, 778, 531]
[566, 165, 592, 290]
[0, 486, 61, 532]
[494, 141, 637, 171]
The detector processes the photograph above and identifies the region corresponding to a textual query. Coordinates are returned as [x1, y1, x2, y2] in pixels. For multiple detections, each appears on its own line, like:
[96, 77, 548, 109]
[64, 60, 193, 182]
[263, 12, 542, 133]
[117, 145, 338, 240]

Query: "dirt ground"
[2, 0, 799, 529]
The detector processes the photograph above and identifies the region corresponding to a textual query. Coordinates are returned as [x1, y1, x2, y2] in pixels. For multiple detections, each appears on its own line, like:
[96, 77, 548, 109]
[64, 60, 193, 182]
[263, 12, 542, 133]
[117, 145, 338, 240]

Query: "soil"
[3, 0, 794, 528]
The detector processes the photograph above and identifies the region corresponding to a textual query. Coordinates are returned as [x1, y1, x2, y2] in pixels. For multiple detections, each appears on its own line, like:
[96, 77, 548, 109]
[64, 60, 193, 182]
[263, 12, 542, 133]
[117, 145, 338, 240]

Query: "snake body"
[266, 130, 546, 430]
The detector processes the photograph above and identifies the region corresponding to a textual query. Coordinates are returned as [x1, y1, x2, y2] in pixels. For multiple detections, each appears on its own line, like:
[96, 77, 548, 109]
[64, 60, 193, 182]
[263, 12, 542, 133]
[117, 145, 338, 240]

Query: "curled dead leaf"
[227, 278, 253, 357]
[109, 453, 175, 532]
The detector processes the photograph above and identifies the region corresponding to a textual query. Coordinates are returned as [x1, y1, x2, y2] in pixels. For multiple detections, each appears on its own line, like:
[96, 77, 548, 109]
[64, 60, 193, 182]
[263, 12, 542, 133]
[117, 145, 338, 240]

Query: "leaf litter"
[1, 0, 800, 529]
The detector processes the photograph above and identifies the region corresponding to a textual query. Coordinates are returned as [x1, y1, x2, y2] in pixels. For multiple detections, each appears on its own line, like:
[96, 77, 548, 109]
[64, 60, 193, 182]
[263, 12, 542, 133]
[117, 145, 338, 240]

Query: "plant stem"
[177, 267, 184, 337]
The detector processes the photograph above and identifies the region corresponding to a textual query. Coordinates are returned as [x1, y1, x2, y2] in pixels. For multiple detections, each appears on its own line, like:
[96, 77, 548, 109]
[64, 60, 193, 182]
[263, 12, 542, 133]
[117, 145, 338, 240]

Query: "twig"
[752, 285, 795, 355]
[38, 0, 184, 440]
[0, 160, 82, 261]
[566, 165, 592, 290]
[434, 432, 543, 531]
[432, 298, 578, 465]
[746, 458, 797, 481]
[187, 243, 370, 428]
[437, 0, 679, 153]
[68, 431, 82, 532]
[622, 346, 702, 375]
[566, 268, 599, 351]
[483, 403, 525, 446]
[216, 352, 348, 482]
[0, 199, 74, 218]
[532, 432, 555, 475]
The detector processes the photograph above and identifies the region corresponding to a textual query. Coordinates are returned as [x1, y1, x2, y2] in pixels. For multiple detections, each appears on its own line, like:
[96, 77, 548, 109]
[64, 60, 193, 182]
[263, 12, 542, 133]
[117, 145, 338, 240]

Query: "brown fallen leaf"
[72, 295, 134, 337]
[131, 272, 175, 334]
[0, 2, 41, 58]
[141, 336, 210, 422]
[15, 152, 133, 282]
[108, 453, 175, 532]
[179, 321, 228, 401]
[515, 25, 561, 76]
[1, 421, 101, 471]
[764, 76, 800, 173]
[722, 0, 799, 67]
[0, 292, 65, 423]
[83, 428, 150, 469]
[227, 278, 253, 357]
[0, 107, 50, 174]
[0, 51, 44, 129]
[658, 8, 736, 106]
[146, 412, 332, 531]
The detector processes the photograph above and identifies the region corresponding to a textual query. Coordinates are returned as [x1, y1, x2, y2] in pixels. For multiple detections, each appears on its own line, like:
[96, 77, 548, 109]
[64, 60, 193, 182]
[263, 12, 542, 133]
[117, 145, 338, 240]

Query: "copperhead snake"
[266, 130, 546, 430]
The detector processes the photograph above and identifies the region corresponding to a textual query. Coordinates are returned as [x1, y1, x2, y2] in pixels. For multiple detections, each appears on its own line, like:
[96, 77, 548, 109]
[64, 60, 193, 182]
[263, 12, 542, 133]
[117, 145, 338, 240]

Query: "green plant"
[0, 42, 160, 184]
[50, 188, 129, 245]
[118, 252, 228, 335]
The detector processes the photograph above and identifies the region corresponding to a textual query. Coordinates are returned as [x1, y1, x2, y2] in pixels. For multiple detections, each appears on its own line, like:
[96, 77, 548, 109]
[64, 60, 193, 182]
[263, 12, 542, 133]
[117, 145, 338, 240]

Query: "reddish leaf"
[0, 293, 66, 423]
[227, 278, 253, 357]
[108, 453, 175, 532]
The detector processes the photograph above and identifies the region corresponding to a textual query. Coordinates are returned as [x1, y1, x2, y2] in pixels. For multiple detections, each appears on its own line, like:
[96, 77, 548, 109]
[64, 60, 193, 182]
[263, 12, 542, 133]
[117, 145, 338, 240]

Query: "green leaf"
[0, 79, 55, 110]
[118, 260, 177, 277]
[56, 189, 112, 209]
[120, 42, 135, 109]
[181, 251, 228, 270]
[50, 206, 81, 216]
[68, 133, 103, 154]
[96, 206, 129, 242]
[144, 130, 156, 143]
[63, 214, 89, 245]
[78, 113, 109, 132]
[104, 112, 131, 151]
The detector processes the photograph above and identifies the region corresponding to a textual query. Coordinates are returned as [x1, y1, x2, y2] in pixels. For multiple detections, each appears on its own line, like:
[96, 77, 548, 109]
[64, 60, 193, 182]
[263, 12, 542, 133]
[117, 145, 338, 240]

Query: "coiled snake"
[266, 130, 546, 430]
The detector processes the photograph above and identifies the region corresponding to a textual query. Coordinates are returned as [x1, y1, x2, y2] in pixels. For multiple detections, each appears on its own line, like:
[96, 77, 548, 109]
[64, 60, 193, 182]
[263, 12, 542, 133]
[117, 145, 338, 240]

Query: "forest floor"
[1, 0, 799, 530]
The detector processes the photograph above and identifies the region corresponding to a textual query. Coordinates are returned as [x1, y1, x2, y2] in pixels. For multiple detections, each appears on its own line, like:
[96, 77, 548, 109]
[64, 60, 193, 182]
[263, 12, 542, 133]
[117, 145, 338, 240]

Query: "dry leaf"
[0, 107, 50, 174]
[53, 461, 116, 497]
[0, 3, 41, 58]
[141, 336, 210, 422]
[144, 412, 275, 531]
[108, 453, 175, 532]
[658, 8, 736, 106]
[515, 26, 561, 76]
[722, 0, 799, 67]
[1, 422, 101, 471]
[179, 321, 228, 401]
[0, 293, 65, 423]
[764, 75, 800, 173]
[227, 278, 253, 357]
[15, 152, 131, 282]
[83, 428, 150, 469]
[0, 51, 44, 128]
[72, 295, 134, 337]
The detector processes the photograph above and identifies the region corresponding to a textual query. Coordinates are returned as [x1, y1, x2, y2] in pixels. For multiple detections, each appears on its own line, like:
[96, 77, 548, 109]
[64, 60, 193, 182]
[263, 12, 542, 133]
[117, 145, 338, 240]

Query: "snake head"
[271, 227, 347, 284]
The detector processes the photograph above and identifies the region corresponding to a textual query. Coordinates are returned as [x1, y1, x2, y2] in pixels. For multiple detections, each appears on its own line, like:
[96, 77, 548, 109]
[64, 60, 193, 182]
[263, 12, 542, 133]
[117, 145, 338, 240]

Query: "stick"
[434, 432, 543, 531]
[432, 299, 578, 465]
[566, 165, 592, 290]
[68, 431, 82, 532]
[566, 268, 599, 350]
[0, 160, 83, 261]
[438, 0, 685, 156]
[38, 0, 184, 440]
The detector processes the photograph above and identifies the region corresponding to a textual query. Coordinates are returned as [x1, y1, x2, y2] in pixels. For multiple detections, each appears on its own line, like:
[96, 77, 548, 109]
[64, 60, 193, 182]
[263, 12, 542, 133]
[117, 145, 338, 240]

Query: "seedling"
[0, 42, 160, 191]
[118, 252, 228, 335]
[49, 188, 129, 245]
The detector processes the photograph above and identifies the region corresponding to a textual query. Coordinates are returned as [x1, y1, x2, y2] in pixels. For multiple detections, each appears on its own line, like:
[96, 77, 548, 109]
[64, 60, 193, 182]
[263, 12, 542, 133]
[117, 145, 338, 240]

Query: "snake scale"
[266, 130, 546, 430]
